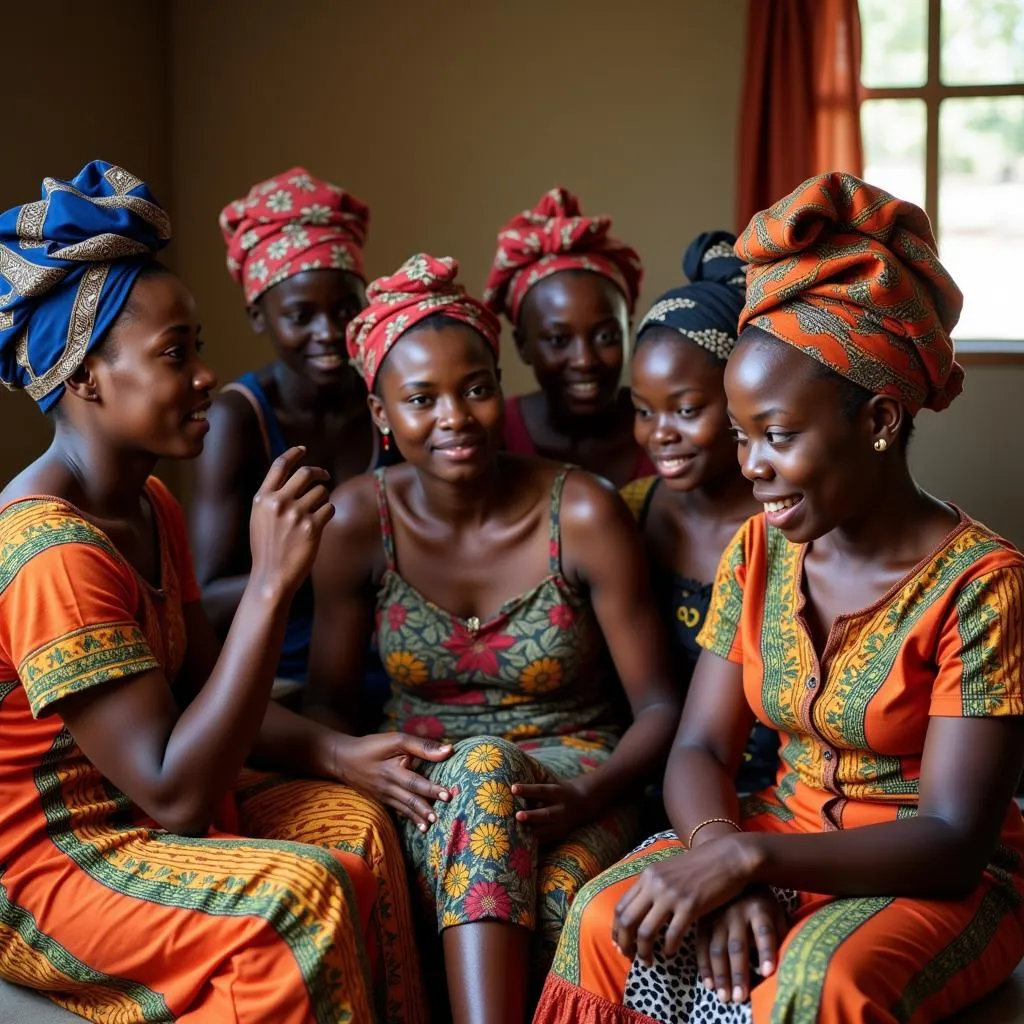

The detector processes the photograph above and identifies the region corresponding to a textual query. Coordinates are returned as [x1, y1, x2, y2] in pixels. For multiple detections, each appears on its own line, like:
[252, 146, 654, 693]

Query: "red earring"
[381, 427, 391, 452]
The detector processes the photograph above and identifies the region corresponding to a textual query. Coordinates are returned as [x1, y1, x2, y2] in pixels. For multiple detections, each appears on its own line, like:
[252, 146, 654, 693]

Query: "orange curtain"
[736, 0, 865, 231]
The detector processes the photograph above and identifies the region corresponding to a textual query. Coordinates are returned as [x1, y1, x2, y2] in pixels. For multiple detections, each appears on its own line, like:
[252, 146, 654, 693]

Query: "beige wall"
[4, 1, 1022, 546]
[909, 366, 1024, 545]
[167, 0, 748, 397]
[1, 0, 172, 487]
[165, 0, 1024, 546]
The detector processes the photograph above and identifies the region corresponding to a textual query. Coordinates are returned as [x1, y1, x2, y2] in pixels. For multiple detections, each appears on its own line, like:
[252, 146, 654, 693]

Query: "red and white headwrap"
[220, 167, 369, 304]
[483, 187, 644, 323]
[346, 254, 500, 393]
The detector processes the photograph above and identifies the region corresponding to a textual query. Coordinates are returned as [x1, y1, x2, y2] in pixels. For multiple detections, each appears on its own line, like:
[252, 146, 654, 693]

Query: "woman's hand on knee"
[695, 889, 788, 1005]
[335, 733, 453, 832]
[511, 778, 587, 845]
[612, 836, 758, 966]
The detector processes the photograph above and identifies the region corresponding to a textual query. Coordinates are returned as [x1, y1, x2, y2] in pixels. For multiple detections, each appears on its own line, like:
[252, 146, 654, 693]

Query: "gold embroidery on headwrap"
[0, 245, 67, 300]
[16, 331, 34, 376]
[23, 263, 109, 401]
[10, 168, 171, 269]
[103, 166, 144, 196]
[50, 234, 152, 262]
[42, 175, 171, 243]
[16, 201, 48, 250]
[2, 329, 33, 390]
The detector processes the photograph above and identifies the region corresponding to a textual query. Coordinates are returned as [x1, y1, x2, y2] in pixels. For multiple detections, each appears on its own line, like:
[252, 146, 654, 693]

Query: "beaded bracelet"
[686, 817, 742, 849]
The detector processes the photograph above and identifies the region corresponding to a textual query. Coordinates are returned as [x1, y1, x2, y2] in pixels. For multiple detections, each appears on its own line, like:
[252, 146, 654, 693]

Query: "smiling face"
[249, 269, 366, 386]
[630, 328, 738, 492]
[514, 270, 628, 418]
[369, 320, 503, 484]
[724, 328, 903, 543]
[79, 268, 217, 459]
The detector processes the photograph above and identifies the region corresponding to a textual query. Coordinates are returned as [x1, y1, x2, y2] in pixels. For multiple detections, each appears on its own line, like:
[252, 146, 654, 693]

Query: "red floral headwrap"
[346, 254, 500, 393]
[220, 167, 369, 304]
[736, 172, 964, 414]
[483, 187, 644, 323]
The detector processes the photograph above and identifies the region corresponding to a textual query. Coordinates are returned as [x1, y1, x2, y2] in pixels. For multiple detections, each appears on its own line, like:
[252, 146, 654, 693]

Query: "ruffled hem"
[532, 974, 658, 1024]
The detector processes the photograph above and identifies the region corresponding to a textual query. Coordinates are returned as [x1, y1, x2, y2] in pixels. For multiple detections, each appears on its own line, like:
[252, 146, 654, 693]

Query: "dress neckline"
[373, 466, 574, 632]
[0, 480, 169, 598]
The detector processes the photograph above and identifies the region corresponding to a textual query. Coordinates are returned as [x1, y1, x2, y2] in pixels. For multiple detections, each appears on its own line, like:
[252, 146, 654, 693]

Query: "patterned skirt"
[0, 771, 427, 1024]
[400, 732, 637, 976]
[534, 830, 1024, 1024]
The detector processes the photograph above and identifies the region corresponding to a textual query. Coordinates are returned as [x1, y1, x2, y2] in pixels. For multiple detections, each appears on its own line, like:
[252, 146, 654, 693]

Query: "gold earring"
[873, 438, 888, 452]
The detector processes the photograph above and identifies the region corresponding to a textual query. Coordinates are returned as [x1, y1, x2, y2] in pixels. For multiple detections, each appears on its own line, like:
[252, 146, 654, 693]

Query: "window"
[859, 0, 1024, 349]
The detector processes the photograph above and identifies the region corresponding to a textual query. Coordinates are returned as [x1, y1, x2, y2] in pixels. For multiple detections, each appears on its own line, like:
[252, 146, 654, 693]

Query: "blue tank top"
[232, 372, 312, 683]
[229, 372, 393, 721]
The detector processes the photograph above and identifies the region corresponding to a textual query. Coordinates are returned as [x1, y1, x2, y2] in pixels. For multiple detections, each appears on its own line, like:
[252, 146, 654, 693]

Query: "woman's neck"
[672, 468, 758, 521]
[48, 423, 157, 519]
[408, 460, 509, 529]
[271, 360, 366, 421]
[818, 463, 951, 563]
[538, 388, 628, 442]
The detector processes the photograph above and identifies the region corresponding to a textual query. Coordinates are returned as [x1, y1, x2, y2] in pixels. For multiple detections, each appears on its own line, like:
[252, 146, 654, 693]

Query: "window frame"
[860, 0, 1024, 358]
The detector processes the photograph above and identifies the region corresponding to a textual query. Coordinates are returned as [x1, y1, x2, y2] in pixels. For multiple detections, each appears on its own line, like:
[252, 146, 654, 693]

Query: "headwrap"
[636, 231, 747, 361]
[736, 172, 964, 414]
[220, 167, 369, 304]
[346, 254, 500, 392]
[483, 187, 643, 323]
[0, 160, 170, 412]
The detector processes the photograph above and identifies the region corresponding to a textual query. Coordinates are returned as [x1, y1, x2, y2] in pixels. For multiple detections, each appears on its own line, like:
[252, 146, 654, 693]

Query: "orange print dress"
[0, 479, 425, 1024]
[535, 511, 1024, 1024]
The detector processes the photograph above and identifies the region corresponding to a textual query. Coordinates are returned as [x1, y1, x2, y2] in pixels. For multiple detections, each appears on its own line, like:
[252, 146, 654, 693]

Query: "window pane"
[939, 97, 1024, 339]
[861, 99, 927, 209]
[860, 0, 928, 87]
[941, 0, 1024, 85]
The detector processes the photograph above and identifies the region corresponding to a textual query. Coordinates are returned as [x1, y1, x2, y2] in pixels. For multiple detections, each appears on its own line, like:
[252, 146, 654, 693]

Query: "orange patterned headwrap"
[346, 253, 500, 393]
[736, 172, 964, 414]
[483, 187, 643, 323]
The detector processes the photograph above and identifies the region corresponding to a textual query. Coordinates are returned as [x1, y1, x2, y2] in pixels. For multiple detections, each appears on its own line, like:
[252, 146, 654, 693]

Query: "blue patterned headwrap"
[0, 161, 171, 411]
[636, 230, 746, 361]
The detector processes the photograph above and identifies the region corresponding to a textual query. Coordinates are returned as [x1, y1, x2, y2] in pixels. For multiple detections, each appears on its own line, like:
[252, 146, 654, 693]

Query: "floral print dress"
[372, 467, 638, 968]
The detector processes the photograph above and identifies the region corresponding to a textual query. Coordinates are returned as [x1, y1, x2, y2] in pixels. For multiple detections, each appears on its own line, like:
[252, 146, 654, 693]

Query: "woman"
[484, 188, 653, 488]
[534, 174, 1024, 1023]
[623, 231, 776, 798]
[305, 253, 681, 1024]
[192, 168, 393, 706]
[0, 161, 428, 1023]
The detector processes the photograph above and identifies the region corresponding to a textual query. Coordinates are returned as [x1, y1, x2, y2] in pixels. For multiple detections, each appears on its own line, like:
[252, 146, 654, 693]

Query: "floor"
[2, 964, 1023, 1022]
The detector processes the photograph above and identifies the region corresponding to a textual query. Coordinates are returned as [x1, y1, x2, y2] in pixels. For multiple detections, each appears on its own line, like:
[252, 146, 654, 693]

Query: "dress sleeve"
[695, 517, 752, 665]
[930, 563, 1024, 718]
[0, 505, 159, 718]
